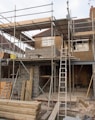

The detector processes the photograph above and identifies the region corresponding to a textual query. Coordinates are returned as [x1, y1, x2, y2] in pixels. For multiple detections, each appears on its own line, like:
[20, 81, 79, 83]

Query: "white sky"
[0, 0, 94, 35]
[0, 0, 95, 20]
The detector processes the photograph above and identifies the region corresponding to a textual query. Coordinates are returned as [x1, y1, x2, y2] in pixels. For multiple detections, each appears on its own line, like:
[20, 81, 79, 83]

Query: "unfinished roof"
[73, 18, 95, 37]
[0, 34, 24, 53]
[0, 17, 51, 31]
[33, 29, 60, 38]
[0, 17, 68, 46]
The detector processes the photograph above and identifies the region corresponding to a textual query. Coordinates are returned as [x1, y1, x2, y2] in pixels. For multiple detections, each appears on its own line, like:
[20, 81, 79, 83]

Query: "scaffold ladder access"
[58, 47, 67, 118]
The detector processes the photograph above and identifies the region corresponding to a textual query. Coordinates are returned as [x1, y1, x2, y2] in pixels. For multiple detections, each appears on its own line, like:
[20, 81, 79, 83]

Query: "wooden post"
[92, 64, 95, 98]
[20, 81, 26, 100]
[25, 67, 34, 101]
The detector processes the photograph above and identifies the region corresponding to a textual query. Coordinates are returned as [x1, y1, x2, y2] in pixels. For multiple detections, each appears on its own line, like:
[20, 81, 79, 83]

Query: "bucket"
[10, 54, 16, 59]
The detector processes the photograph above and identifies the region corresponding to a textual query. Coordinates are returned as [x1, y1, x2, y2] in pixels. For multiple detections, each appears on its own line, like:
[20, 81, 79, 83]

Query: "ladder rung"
[60, 84, 66, 86]
[61, 64, 66, 66]
[61, 56, 67, 58]
[60, 74, 66, 76]
[59, 89, 66, 91]
[60, 83, 65, 85]
[60, 77, 66, 79]
[60, 68, 66, 70]
[60, 103, 67, 105]
[60, 75, 66, 77]
[60, 81, 65, 83]
[59, 90, 66, 92]
[60, 79, 66, 80]
[61, 101, 67, 103]
[60, 69, 66, 71]
[61, 63, 66, 65]
[60, 67, 66, 70]
[59, 92, 66, 94]
[61, 71, 66, 73]
[60, 86, 66, 88]
[59, 97, 66, 99]
[61, 62, 66, 63]
[59, 91, 67, 94]
[60, 79, 67, 81]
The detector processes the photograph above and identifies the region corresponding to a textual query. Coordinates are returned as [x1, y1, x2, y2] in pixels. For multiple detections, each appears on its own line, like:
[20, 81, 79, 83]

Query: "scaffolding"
[0, 3, 55, 100]
[0, 2, 73, 119]
[70, 7, 95, 98]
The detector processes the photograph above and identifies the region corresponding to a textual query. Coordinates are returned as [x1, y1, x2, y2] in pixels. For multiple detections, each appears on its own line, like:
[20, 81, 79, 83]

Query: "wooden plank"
[0, 111, 36, 120]
[0, 17, 51, 29]
[78, 98, 88, 108]
[0, 99, 41, 109]
[25, 68, 34, 101]
[73, 31, 95, 36]
[25, 80, 31, 101]
[41, 111, 51, 120]
[0, 104, 37, 115]
[86, 74, 93, 98]
[48, 102, 59, 120]
[20, 80, 26, 100]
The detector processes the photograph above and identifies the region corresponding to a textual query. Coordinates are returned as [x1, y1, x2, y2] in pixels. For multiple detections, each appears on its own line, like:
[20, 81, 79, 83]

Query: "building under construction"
[0, 3, 95, 120]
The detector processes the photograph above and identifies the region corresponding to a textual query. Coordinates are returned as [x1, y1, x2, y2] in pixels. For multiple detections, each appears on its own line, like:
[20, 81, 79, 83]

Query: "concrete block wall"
[25, 47, 60, 59]
[33, 65, 40, 97]
[11, 78, 23, 100]
[11, 65, 31, 100]
[20, 66, 30, 80]
[0, 64, 40, 100]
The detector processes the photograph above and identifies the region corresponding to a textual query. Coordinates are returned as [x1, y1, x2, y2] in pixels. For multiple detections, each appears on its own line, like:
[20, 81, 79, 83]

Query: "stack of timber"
[0, 82, 12, 99]
[0, 99, 41, 120]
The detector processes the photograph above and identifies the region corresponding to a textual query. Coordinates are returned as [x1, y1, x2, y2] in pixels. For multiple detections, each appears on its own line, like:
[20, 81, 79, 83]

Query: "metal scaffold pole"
[0, 3, 55, 101]
[91, 6, 95, 97]
[67, 0, 72, 108]
[12, 6, 16, 84]
[48, 2, 54, 110]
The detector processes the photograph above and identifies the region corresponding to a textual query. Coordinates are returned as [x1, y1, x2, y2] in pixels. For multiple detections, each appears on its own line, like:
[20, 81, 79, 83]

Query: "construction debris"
[76, 98, 95, 119]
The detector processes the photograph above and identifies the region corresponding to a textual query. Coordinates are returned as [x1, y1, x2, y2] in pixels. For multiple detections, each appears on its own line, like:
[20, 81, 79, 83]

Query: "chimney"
[90, 6, 95, 19]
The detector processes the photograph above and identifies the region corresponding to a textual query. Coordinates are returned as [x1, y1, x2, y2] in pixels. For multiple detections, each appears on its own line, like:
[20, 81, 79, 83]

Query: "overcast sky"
[0, 0, 95, 21]
[0, 0, 95, 37]
[0, 0, 95, 50]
